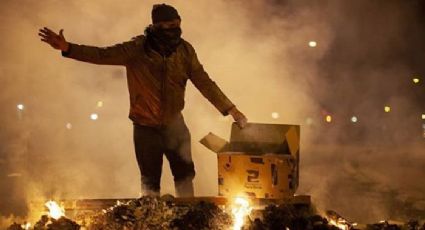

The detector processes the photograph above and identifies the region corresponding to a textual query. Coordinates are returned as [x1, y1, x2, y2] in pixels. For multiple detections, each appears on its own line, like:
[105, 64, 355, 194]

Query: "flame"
[329, 219, 349, 230]
[45, 200, 65, 220]
[21, 222, 31, 230]
[326, 210, 351, 230]
[231, 197, 252, 230]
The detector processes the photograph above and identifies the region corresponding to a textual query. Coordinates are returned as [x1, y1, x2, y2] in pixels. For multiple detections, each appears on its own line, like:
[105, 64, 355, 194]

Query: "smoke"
[0, 0, 424, 224]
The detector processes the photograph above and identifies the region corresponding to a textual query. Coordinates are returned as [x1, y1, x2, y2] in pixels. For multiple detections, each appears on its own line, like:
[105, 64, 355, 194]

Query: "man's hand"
[228, 106, 248, 128]
[38, 27, 69, 52]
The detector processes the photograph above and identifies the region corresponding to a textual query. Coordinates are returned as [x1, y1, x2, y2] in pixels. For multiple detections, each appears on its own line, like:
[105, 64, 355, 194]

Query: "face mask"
[155, 27, 182, 43]
[146, 25, 182, 56]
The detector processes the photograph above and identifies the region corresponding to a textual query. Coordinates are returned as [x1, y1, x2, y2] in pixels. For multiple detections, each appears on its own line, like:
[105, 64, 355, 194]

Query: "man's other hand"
[39, 27, 69, 52]
[228, 106, 248, 128]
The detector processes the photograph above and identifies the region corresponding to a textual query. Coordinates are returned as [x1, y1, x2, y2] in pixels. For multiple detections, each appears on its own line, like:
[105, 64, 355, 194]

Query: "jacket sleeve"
[187, 43, 235, 115]
[61, 38, 140, 65]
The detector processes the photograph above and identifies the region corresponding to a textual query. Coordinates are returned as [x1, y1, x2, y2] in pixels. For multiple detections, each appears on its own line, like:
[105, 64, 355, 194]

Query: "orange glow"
[308, 41, 317, 47]
[325, 115, 332, 123]
[45, 200, 65, 220]
[231, 197, 252, 230]
[384, 106, 391, 113]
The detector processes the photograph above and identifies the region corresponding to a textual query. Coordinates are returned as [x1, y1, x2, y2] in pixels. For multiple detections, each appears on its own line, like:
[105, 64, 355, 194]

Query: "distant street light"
[308, 41, 317, 48]
[413, 78, 420, 84]
[325, 115, 332, 123]
[17, 104, 24, 110]
[384, 106, 391, 113]
[90, 113, 98, 120]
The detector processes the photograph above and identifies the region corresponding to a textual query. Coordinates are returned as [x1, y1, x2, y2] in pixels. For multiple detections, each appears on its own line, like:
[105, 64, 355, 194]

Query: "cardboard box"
[200, 123, 300, 199]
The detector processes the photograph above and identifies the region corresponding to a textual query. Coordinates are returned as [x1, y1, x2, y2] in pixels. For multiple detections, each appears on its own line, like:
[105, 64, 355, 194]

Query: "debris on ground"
[86, 196, 232, 230]
[7, 196, 425, 230]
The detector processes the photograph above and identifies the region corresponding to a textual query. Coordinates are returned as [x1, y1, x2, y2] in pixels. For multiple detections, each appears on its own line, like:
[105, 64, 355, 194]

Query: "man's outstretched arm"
[187, 44, 248, 128]
[39, 27, 137, 65]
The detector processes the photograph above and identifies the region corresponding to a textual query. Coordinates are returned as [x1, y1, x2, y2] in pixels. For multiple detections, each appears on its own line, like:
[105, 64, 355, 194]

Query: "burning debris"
[7, 215, 80, 230]
[10, 196, 233, 230]
[231, 197, 252, 230]
[326, 210, 355, 230]
[6, 197, 425, 230]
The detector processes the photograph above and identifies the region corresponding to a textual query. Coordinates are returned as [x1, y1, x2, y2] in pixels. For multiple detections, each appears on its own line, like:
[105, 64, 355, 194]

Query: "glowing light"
[66, 123, 72, 129]
[231, 197, 252, 230]
[325, 115, 332, 123]
[271, 112, 279, 119]
[422, 114, 425, 120]
[413, 78, 420, 84]
[97, 100, 104, 107]
[329, 219, 349, 230]
[384, 106, 391, 113]
[351, 116, 358, 123]
[21, 223, 31, 230]
[308, 41, 317, 47]
[17, 104, 24, 110]
[90, 113, 98, 120]
[45, 200, 65, 220]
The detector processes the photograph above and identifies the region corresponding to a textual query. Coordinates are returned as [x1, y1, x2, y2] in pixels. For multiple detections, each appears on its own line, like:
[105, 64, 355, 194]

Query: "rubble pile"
[7, 197, 425, 230]
[87, 196, 232, 230]
[169, 201, 232, 229]
[249, 204, 425, 230]
[365, 220, 425, 230]
[7, 215, 80, 230]
[89, 196, 180, 229]
[250, 204, 341, 230]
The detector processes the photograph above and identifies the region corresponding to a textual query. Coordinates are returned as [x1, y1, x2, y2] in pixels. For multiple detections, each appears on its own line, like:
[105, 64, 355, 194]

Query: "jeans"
[133, 115, 195, 197]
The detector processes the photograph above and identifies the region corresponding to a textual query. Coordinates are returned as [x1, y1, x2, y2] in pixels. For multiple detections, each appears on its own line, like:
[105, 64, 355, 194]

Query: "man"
[38, 4, 247, 197]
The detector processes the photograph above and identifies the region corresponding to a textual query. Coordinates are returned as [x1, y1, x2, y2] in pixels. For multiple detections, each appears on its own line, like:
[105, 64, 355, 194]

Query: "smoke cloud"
[1, 0, 424, 225]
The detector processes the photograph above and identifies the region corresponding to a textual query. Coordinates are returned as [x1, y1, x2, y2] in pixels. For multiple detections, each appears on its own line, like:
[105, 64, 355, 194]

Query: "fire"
[328, 219, 349, 230]
[231, 197, 252, 230]
[21, 222, 31, 230]
[326, 210, 351, 230]
[45, 200, 65, 220]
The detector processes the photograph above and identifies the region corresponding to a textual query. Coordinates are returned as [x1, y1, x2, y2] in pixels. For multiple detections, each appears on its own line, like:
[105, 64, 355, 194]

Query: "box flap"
[201, 123, 300, 156]
[229, 122, 300, 155]
[199, 132, 229, 153]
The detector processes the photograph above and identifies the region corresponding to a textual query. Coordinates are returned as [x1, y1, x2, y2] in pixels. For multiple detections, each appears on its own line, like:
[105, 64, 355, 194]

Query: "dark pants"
[133, 115, 195, 197]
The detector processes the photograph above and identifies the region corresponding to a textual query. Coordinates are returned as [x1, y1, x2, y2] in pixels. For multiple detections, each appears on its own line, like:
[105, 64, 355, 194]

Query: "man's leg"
[133, 124, 164, 196]
[163, 116, 196, 197]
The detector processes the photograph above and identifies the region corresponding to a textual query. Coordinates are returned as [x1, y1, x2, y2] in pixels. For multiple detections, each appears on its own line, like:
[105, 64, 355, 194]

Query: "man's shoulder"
[180, 39, 196, 55]
[130, 35, 146, 46]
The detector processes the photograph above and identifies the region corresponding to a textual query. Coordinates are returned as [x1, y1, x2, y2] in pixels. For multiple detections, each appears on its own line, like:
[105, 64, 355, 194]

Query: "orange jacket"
[63, 35, 234, 127]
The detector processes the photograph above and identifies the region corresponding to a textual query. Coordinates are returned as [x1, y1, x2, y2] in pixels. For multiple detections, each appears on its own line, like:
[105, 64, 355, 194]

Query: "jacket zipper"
[160, 56, 167, 126]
